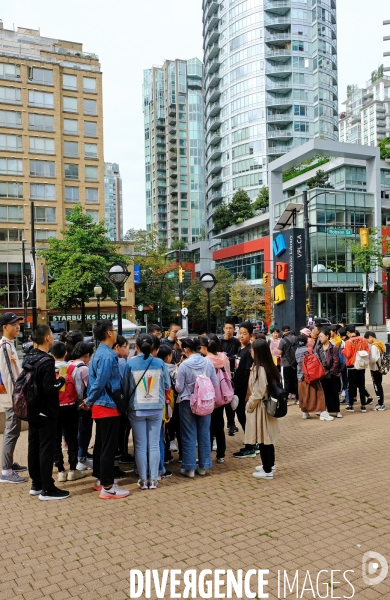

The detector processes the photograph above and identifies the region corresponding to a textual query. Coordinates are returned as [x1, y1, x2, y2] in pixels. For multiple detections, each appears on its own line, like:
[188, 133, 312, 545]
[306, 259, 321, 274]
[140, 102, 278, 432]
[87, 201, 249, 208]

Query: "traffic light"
[263, 273, 269, 285]
[360, 228, 369, 248]
[178, 267, 184, 283]
[181, 301, 185, 308]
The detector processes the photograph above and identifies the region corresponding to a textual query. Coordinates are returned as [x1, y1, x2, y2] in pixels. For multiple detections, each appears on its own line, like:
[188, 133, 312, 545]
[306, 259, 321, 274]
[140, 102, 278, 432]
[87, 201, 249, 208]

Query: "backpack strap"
[1, 341, 15, 386]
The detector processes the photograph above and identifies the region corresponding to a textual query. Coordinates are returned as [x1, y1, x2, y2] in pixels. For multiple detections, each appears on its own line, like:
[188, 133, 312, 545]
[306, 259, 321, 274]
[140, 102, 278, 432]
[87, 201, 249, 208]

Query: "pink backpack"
[214, 367, 235, 407]
[188, 366, 215, 416]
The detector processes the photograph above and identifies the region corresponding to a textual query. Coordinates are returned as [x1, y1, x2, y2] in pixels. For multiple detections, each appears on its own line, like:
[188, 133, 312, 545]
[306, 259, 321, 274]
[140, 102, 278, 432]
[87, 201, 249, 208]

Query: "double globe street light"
[106, 262, 130, 335]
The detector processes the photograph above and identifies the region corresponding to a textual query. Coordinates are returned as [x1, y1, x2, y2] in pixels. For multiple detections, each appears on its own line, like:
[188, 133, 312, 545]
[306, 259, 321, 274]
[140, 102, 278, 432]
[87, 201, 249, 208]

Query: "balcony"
[205, 42, 220, 63]
[268, 144, 292, 154]
[265, 32, 291, 43]
[168, 105, 176, 116]
[205, 26, 220, 49]
[208, 130, 222, 148]
[169, 115, 176, 125]
[266, 49, 291, 60]
[208, 145, 222, 162]
[264, 1, 290, 14]
[266, 65, 292, 76]
[207, 85, 221, 104]
[208, 160, 222, 175]
[207, 70, 221, 88]
[266, 81, 292, 93]
[265, 17, 290, 27]
[169, 124, 176, 134]
[204, 0, 219, 21]
[209, 176, 222, 189]
[267, 129, 293, 139]
[204, 13, 220, 35]
[207, 101, 221, 118]
[170, 171, 178, 179]
[206, 57, 220, 77]
[207, 115, 222, 132]
[209, 188, 223, 203]
[267, 97, 293, 107]
[267, 113, 293, 123]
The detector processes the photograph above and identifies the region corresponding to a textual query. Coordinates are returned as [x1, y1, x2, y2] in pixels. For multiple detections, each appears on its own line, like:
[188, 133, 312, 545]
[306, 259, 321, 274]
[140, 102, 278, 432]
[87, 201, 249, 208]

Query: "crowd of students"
[0, 312, 386, 501]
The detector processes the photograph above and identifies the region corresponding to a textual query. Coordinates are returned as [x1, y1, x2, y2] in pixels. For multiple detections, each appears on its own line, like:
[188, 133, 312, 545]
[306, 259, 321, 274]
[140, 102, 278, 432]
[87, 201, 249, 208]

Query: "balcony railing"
[268, 145, 292, 154]
[265, 17, 290, 26]
[267, 98, 293, 105]
[265, 33, 291, 42]
[266, 49, 291, 58]
[267, 113, 293, 121]
[267, 130, 293, 138]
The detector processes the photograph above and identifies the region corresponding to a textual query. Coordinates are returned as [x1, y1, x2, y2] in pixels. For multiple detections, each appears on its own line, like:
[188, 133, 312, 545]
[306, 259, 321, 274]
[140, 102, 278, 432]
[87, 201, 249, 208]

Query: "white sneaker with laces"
[252, 470, 273, 479]
[255, 465, 276, 472]
[68, 470, 87, 481]
[99, 483, 130, 499]
[320, 411, 334, 421]
[196, 467, 206, 476]
[170, 440, 178, 452]
[76, 459, 92, 471]
[302, 412, 311, 419]
[212, 439, 217, 451]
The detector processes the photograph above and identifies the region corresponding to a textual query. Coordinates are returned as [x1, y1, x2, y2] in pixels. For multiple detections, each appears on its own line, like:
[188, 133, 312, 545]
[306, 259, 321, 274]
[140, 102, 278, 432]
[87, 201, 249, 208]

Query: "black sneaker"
[345, 406, 354, 412]
[366, 397, 373, 406]
[233, 425, 239, 433]
[361, 407, 367, 413]
[119, 454, 134, 464]
[228, 425, 236, 436]
[12, 462, 27, 472]
[29, 485, 42, 496]
[233, 448, 256, 459]
[114, 453, 122, 460]
[39, 486, 70, 501]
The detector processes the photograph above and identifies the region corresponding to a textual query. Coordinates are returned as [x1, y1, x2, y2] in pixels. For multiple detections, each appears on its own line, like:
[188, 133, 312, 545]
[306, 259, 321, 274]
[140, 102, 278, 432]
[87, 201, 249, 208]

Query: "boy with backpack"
[52, 342, 87, 483]
[25, 325, 69, 500]
[0, 312, 26, 484]
[364, 331, 386, 411]
[342, 325, 369, 413]
[277, 325, 298, 402]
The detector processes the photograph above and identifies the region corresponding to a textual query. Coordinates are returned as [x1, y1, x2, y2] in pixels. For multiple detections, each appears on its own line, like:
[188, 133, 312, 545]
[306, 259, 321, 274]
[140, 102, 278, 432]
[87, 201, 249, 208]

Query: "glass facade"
[217, 251, 264, 279]
[203, 0, 338, 234]
[104, 162, 123, 241]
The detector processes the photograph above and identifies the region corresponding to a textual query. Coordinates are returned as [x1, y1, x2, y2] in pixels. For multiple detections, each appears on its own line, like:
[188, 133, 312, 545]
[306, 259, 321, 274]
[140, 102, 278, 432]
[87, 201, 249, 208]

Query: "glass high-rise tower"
[203, 0, 338, 234]
[143, 58, 205, 245]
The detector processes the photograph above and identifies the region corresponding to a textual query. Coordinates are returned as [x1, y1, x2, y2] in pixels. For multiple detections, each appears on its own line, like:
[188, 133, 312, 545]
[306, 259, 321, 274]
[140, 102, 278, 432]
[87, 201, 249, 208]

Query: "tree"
[39, 205, 123, 332]
[230, 276, 265, 321]
[252, 186, 269, 213]
[346, 228, 390, 275]
[306, 169, 334, 190]
[378, 137, 390, 161]
[229, 188, 254, 223]
[171, 238, 186, 250]
[213, 203, 231, 233]
[185, 267, 234, 327]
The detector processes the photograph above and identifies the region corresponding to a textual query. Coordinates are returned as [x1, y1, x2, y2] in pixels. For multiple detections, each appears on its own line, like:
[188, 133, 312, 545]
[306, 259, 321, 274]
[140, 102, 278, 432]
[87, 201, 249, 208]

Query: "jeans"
[54, 404, 78, 471]
[159, 423, 166, 475]
[258, 443, 275, 474]
[92, 416, 121, 487]
[210, 405, 226, 459]
[129, 411, 162, 482]
[347, 368, 366, 407]
[28, 416, 57, 492]
[179, 400, 212, 471]
[1, 407, 22, 470]
[78, 410, 93, 460]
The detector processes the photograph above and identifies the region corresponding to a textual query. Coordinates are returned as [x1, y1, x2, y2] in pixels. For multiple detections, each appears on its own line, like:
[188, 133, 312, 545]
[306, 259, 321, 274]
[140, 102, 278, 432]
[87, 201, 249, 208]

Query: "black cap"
[0, 312, 23, 326]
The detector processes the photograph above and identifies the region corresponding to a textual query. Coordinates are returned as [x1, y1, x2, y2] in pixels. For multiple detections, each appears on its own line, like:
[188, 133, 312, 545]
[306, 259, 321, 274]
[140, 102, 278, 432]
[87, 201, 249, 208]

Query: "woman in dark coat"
[315, 327, 342, 418]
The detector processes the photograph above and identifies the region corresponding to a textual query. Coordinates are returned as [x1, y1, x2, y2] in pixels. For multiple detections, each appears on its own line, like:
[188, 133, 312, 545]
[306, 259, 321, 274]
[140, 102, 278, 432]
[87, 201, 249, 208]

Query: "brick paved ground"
[1, 376, 390, 599]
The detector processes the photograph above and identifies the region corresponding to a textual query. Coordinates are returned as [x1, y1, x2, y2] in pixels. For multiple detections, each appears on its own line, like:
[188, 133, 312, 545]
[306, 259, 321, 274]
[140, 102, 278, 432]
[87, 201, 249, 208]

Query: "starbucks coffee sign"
[51, 313, 120, 322]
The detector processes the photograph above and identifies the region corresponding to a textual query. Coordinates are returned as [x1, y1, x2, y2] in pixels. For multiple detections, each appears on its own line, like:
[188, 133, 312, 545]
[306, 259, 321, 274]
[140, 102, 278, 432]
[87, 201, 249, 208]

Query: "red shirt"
[91, 405, 121, 419]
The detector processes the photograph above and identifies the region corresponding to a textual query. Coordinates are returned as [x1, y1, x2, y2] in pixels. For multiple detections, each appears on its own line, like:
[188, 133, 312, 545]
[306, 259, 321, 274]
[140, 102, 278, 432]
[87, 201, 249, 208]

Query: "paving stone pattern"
[1, 377, 390, 599]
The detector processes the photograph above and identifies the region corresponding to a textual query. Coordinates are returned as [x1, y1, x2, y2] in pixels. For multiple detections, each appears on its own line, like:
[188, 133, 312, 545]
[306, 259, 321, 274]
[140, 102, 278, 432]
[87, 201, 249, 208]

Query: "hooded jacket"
[206, 352, 231, 379]
[342, 335, 369, 368]
[175, 353, 218, 403]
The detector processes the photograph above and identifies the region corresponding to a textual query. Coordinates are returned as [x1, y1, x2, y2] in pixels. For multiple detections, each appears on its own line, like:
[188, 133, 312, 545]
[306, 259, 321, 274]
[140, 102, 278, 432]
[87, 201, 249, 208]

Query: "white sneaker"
[340, 390, 346, 398]
[169, 440, 178, 452]
[99, 483, 130, 499]
[76, 459, 92, 471]
[68, 470, 87, 481]
[320, 411, 334, 421]
[180, 469, 195, 478]
[252, 470, 273, 479]
[212, 439, 217, 451]
[94, 478, 118, 491]
[57, 471, 67, 482]
[302, 412, 311, 419]
[255, 465, 277, 472]
[196, 467, 206, 476]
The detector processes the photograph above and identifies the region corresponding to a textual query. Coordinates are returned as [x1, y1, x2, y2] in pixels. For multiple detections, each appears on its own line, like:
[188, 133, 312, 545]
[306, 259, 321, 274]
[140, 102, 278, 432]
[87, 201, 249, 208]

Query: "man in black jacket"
[26, 325, 69, 501]
[220, 319, 240, 436]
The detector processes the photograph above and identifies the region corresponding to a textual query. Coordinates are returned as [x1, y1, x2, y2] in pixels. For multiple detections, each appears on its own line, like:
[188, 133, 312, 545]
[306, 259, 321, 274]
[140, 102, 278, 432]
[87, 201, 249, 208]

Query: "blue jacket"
[176, 353, 218, 402]
[123, 353, 170, 411]
[86, 342, 121, 409]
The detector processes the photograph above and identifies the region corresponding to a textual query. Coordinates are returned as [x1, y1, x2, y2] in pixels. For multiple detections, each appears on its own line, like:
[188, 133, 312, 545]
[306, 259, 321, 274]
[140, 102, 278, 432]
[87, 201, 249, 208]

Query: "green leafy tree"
[213, 203, 231, 233]
[229, 188, 254, 223]
[346, 228, 390, 274]
[171, 238, 186, 250]
[39, 205, 123, 332]
[306, 169, 334, 190]
[185, 267, 234, 327]
[252, 186, 269, 213]
[378, 137, 390, 160]
[230, 275, 265, 321]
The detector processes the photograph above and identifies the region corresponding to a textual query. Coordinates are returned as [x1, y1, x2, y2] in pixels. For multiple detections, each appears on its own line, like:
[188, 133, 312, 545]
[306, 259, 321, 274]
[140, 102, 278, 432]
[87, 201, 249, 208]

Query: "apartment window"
[84, 121, 97, 137]
[63, 74, 77, 91]
[83, 77, 96, 93]
[28, 90, 54, 108]
[86, 210, 99, 223]
[35, 230, 56, 241]
[0, 86, 21, 105]
[64, 164, 79, 180]
[30, 183, 55, 201]
[28, 113, 54, 132]
[294, 105, 308, 116]
[0, 63, 21, 80]
[83, 99, 97, 115]
[294, 122, 310, 132]
[85, 188, 98, 204]
[0, 205, 24, 222]
[0, 229, 23, 241]
[29, 160, 55, 177]
[0, 134, 22, 151]
[64, 140, 78, 157]
[84, 143, 97, 159]
[34, 207, 56, 223]
[29, 137, 54, 155]
[29, 67, 53, 86]
[0, 182, 23, 199]
[0, 158, 23, 175]
[85, 165, 98, 182]
[63, 96, 78, 113]
[64, 119, 78, 135]
[0, 110, 22, 128]
[65, 186, 79, 202]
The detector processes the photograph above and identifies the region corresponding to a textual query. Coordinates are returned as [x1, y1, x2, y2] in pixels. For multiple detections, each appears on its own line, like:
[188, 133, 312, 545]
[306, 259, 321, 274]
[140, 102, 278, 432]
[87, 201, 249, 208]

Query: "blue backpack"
[338, 344, 346, 369]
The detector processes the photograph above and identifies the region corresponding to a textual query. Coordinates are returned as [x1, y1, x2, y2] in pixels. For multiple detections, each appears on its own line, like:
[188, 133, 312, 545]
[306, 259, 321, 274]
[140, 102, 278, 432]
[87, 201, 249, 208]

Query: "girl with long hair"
[245, 339, 281, 479]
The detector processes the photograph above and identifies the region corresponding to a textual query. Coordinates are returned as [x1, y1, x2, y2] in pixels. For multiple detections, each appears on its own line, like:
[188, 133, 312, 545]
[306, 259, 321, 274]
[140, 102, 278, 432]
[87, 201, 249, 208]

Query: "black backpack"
[265, 380, 288, 418]
[13, 355, 52, 421]
[282, 336, 297, 369]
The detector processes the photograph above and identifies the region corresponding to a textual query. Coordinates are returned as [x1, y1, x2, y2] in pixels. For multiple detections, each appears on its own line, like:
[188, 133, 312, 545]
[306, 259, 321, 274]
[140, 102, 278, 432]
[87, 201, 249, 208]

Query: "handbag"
[264, 380, 288, 418]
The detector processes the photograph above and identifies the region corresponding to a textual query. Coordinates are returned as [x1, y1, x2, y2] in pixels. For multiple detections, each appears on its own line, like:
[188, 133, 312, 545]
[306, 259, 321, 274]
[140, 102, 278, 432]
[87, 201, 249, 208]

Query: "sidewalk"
[0, 376, 390, 599]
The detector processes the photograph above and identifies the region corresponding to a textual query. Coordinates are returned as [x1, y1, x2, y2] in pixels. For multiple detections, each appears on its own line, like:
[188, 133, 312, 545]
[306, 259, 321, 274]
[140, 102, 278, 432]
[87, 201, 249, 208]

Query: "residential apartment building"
[0, 24, 112, 324]
[202, 0, 339, 235]
[339, 69, 390, 146]
[104, 162, 123, 241]
[143, 58, 206, 246]
[385, 19, 390, 136]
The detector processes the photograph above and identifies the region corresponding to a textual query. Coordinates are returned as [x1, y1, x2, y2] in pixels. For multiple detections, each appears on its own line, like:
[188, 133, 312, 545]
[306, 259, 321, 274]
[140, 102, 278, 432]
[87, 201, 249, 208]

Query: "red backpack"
[59, 363, 84, 406]
[302, 347, 326, 384]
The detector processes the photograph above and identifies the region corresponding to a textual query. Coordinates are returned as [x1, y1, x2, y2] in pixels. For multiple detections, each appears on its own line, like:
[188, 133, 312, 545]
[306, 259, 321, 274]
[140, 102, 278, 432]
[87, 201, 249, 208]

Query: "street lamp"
[382, 254, 390, 355]
[200, 273, 217, 333]
[94, 283, 102, 320]
[303, 189, 340, 321]
[106, 262, 130, 335]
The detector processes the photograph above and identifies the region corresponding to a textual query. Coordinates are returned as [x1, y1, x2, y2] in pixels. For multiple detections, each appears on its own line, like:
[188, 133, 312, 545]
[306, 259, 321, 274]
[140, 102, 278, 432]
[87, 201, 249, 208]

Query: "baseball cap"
[0, 312, 23, 326]
[176, 329, 189, 340]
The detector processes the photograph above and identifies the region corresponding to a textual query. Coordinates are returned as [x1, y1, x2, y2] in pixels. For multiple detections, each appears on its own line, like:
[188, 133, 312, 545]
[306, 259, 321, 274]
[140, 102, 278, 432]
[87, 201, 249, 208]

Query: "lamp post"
[200, 273, 217, 333]
[106, 262, 130, 335]
[94, 283, 102, 321]
[303, 189, 340, 321]
[382, 254, 390, 355]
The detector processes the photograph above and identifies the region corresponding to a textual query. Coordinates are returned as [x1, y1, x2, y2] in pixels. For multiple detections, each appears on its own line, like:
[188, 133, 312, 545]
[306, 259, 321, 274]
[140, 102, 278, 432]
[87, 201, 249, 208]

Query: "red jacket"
[342, 336, 369, 367]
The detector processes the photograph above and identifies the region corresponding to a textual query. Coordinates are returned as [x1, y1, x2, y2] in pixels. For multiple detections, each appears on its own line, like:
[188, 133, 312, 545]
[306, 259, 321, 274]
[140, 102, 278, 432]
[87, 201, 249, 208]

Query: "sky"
[1, 0, 389, 234]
